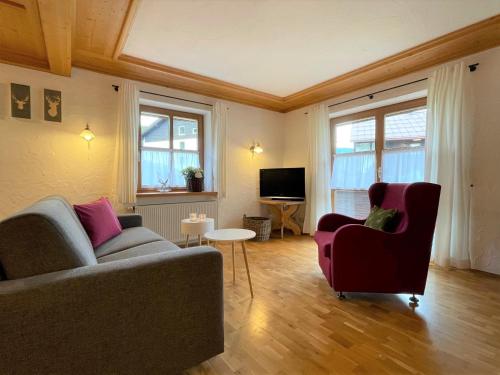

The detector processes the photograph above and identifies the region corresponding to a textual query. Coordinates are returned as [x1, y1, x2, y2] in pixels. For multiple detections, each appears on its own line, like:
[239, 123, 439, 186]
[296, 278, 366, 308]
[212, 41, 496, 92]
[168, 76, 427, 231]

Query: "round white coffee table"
[205, 229, 256, 298]
[181, 218, 215, 247]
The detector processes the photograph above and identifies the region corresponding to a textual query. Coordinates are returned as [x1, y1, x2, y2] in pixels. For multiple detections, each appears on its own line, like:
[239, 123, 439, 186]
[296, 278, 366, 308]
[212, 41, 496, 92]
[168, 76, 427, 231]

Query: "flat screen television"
[260, 168, 305, 200]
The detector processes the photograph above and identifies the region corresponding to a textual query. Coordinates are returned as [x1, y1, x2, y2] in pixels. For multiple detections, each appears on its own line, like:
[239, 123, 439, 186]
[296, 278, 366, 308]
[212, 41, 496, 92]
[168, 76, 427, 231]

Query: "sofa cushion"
[0, 196, 97, 280]
[74, 197, 122, 248]
[314, 230, 335, 258]
[97, 240, 180, 263]
[94, 227, 164, 258]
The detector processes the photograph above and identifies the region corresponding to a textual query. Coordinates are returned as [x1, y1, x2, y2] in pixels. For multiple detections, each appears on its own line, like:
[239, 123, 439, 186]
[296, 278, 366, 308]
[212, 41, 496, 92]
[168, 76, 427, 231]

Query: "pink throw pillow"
[74, 197, 122, 248]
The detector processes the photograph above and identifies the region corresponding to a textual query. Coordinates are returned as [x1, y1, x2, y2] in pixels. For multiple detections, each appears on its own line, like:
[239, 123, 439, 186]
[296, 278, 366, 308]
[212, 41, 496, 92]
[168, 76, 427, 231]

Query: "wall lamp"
[250, 142, 263, 157]
[80, 124, 95, 149]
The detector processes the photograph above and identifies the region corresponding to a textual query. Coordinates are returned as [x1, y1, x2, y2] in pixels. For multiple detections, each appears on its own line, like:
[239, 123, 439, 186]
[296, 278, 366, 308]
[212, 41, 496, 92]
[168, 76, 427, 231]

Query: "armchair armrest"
[0, 247, 223, 374]
[317, 213, 365, 232]
[117, 213, 142, 228]
[331, 224, 404, 292]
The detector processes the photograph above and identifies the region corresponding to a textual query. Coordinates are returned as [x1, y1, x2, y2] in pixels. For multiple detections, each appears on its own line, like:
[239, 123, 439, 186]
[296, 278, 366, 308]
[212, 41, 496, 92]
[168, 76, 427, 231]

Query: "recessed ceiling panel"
[123, 0, 500, 96]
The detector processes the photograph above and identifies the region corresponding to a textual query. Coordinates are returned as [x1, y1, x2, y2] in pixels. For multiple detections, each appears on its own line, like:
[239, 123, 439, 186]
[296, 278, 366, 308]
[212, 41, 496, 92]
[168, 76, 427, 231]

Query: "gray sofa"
[0, 196, 224, 374]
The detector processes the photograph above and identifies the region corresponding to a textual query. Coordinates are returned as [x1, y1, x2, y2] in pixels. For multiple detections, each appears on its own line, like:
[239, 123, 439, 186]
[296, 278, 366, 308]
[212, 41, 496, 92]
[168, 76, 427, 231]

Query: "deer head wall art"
[10, 83, 31, 119]
[44, 89, 62, 122]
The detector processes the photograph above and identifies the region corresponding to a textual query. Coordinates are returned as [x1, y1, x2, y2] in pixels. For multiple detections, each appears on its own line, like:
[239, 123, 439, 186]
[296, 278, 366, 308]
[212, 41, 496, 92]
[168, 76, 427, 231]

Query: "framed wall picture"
[44, 89, 62, 122]
[10, 83, 31, 119]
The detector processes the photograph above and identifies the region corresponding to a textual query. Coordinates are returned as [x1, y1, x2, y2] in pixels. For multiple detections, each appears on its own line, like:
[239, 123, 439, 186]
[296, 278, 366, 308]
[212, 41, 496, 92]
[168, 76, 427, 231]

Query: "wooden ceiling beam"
[113, 0, 141, 60]
[37, 0, 75, 76]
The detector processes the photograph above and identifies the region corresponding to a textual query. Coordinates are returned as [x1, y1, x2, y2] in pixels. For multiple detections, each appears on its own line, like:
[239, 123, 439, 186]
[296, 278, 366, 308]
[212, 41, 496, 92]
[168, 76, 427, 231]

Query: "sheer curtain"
[331, 152, 376, 189]
[212, 102, 228, 199]
[140, 150, 199, 187]
[304, 103, 332, 234]
[382, 147, 425, 182]
[115, 80, 139, 208]
[426, 62, 472, 269]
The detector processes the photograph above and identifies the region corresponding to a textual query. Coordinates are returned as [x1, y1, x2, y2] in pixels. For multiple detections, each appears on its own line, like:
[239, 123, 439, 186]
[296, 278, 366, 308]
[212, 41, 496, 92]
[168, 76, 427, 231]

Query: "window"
[139, 105, 203, 191]
[330, 98, 427, 218]
[192, 128, 198, 135]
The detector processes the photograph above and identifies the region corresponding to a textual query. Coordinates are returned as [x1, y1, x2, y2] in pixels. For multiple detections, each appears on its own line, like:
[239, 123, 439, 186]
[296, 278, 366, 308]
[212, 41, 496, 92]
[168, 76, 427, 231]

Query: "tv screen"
[260, 168, 305, 200]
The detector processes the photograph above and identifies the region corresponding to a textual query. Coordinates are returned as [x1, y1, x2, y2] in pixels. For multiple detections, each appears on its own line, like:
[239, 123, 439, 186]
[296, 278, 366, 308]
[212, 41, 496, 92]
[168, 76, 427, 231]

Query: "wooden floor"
[186, 235, 500, 375]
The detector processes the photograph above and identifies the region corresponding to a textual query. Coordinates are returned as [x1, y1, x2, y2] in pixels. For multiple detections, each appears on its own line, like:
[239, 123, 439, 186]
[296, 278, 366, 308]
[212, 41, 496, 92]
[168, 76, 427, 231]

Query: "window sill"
[136, 191, 218, 198]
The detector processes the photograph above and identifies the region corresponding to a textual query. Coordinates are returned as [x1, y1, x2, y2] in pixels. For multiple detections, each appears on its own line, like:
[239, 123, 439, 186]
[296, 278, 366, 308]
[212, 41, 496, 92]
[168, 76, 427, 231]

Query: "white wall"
[0, 63, 285, 228]
[0, 66, 118, 216]
[469, 47, 500, 275]
[283, 46, 500, 275]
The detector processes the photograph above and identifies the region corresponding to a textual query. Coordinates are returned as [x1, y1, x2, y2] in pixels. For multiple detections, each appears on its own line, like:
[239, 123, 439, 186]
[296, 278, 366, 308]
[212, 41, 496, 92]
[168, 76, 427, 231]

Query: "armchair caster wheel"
[337, 292, 346, 300]
[409, 294, 419, 303]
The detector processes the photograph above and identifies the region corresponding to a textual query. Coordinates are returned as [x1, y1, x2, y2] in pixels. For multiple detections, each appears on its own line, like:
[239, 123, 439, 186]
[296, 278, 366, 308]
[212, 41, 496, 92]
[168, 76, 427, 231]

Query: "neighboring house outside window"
[139, 105, 204, 190]
[330, 98, 427, 219]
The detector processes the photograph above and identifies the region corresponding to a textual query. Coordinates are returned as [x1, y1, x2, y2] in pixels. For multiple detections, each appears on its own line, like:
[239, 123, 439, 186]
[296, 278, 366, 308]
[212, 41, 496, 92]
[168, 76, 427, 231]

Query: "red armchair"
[314, 182, 441, 301]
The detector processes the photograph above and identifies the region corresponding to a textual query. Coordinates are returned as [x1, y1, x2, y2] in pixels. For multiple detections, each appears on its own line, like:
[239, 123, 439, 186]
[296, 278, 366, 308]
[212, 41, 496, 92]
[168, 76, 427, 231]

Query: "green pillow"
[364, 206, 397, 231]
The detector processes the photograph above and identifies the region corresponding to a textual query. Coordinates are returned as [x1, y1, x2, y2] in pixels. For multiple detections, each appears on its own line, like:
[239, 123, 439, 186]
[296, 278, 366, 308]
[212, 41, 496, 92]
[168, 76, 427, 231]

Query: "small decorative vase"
[187, 177, 204, 192]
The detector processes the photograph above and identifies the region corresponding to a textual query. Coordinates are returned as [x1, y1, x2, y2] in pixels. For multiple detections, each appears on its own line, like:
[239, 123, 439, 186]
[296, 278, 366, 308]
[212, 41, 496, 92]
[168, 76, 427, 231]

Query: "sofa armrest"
[317, 213, 365, 232]
[331, 224, 403, 292]
[0, 247, 223, 374]
[117, 213, 142, 228]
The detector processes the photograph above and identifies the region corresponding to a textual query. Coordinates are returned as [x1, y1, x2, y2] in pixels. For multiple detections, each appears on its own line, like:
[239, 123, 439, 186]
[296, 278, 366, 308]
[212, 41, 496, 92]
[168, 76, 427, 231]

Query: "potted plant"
[181, 166, 204, 192]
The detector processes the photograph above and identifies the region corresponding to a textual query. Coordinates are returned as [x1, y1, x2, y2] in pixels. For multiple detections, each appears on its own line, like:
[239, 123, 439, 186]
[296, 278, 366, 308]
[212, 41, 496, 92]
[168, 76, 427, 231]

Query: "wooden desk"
[259, 199, 305, 239]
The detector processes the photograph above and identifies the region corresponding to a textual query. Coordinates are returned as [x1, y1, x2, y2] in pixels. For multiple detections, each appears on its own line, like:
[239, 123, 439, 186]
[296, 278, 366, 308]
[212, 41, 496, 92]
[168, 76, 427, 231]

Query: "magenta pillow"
[74, 197, 122, 248]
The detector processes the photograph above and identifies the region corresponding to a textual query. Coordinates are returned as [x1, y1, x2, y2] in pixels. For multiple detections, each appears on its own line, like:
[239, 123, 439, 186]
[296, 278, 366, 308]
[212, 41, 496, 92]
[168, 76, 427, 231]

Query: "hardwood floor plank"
[186, 236, 500, 375]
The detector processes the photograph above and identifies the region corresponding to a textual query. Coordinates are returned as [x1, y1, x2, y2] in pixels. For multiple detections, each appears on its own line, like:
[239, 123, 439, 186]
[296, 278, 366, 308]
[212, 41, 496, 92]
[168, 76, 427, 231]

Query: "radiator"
[135, 200, 218, 243]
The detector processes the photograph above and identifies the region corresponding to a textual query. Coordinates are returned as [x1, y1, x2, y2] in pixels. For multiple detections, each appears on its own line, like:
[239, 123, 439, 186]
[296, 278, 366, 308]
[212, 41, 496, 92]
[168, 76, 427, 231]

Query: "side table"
[181, 218, 215, 247]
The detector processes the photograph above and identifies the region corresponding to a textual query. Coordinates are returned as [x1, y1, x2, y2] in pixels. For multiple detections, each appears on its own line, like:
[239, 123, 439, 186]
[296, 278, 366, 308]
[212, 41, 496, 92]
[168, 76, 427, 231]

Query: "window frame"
[330, 97, 427, 211]
[138, 105, 204, 193]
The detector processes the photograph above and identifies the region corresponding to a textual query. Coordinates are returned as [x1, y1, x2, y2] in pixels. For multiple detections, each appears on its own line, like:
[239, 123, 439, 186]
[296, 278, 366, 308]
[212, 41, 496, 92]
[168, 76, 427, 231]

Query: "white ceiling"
[124, 0, 500, 97]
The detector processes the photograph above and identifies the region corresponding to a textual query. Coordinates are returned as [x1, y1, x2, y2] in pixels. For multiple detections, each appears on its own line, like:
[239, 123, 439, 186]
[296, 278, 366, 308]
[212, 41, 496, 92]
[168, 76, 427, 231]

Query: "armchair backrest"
[368, 182, 441, 242]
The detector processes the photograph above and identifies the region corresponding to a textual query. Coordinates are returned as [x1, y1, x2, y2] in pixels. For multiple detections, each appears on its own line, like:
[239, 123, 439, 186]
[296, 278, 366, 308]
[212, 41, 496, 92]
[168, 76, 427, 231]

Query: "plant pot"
[186, 177, 204, 192]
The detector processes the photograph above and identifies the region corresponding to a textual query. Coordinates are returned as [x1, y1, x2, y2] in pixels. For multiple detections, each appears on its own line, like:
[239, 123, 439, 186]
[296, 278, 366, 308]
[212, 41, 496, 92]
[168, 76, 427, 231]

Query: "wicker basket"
[243, 215, 272, 241]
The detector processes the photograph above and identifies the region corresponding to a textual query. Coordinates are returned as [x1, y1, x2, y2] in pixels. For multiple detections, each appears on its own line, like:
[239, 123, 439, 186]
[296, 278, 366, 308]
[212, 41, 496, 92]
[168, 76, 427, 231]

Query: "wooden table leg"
[185, 234, 189, 248]
[231, 241, 236, 283]
[198, 234, 202, 246]
[241, 241, 254, 298]
[280, 205, 285, 239]
[282, 204, 301, 235]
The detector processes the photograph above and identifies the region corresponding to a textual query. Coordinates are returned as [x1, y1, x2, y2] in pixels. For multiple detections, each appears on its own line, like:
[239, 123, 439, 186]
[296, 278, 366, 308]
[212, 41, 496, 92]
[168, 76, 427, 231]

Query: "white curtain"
[382, 147, 425, 183]
[425, 62, 472, 269]
[304, 104, 332, 234]
[331, 151, 376, 189]
[212, 102, 228, 199]
[115, 80, 139, 207]
[140, 150, 199, 187]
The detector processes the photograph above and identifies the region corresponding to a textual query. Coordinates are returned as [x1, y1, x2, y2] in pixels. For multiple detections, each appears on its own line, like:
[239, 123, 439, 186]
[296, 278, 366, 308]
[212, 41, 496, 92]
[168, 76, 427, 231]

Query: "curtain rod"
[112, 85, 214, 107]
[304, 63, 479, 114]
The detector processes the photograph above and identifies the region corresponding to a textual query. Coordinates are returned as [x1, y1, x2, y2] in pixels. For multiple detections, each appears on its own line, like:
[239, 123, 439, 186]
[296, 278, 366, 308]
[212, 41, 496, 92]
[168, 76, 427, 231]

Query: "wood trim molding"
[37, 0, 75, 76]
[0, 47, 50, 71]
[113, 0, 141, 60]
[282, 15, 500, 112]
[90, 13, 499, 113]
[72, 50, 285, 111]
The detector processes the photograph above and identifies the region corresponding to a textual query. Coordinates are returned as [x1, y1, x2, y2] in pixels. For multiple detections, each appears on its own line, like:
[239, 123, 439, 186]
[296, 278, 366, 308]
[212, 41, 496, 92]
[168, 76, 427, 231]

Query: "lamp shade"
[80, 124, 95, 142]
[250, 142, 263, 156]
